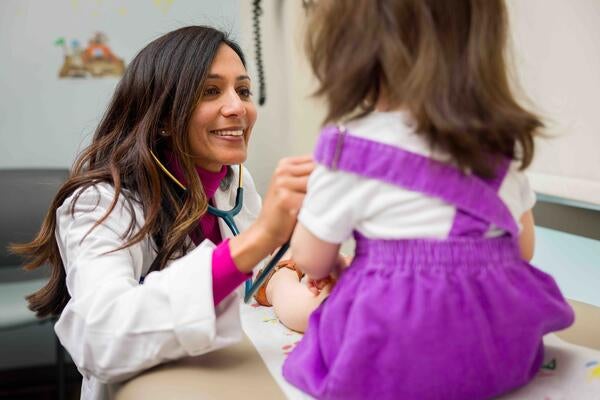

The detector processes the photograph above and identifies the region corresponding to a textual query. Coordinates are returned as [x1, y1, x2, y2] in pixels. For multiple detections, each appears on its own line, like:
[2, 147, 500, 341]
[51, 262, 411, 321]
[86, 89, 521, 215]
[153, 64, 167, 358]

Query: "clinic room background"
[0, 0, 599, 397]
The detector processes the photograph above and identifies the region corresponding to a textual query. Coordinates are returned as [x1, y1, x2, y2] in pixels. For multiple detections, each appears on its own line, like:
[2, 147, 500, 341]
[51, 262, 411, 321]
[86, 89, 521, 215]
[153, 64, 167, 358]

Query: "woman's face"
[188, 44, 257, 171]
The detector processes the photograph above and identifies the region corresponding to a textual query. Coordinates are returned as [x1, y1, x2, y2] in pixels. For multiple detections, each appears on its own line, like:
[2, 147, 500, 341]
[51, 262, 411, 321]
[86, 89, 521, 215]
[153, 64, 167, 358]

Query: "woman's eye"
[238, 87, 253, 98]
[203, 87, 220, 96]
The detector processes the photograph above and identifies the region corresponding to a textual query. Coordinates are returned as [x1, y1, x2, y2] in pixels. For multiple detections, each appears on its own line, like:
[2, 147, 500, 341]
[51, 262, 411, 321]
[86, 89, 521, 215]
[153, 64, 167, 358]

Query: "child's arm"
[263, 223, 341, 333]
[266, 267, 331, 332]
[291, 223, 341, 280]
[518, 210, 535, 262]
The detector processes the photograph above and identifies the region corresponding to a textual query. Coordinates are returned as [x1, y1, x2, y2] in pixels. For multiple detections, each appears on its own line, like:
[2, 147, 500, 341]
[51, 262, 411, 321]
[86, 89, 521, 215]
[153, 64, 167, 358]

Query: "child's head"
[306, 0, 541, 177]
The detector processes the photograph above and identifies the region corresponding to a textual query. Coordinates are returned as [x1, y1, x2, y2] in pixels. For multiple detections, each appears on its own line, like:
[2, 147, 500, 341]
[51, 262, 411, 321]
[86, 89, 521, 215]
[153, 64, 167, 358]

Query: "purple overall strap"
[314, 126, 519, 237]
[449, 157, 511, 237]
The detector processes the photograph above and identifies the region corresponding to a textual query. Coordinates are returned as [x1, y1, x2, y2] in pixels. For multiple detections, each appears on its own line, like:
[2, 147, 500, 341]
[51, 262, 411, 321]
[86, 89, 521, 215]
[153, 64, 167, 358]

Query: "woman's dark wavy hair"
[306, 0, 542, 177]
[12, 26, 245, 317]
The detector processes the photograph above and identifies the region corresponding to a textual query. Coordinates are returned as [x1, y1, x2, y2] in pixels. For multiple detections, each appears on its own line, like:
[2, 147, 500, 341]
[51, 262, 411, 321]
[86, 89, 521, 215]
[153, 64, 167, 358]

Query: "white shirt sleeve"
[54, 184, 242, 384]
[298, 165, 364, 244]
[494, 163, 537, 236]
[500, 164, 537, 219]
[519, 172, 537, 212]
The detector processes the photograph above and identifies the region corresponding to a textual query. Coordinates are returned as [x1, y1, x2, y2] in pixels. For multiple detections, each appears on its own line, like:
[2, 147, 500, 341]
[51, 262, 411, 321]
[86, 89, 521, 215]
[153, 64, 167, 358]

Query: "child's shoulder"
[498, 161, 536, 216]
[335, 110, 445, 161]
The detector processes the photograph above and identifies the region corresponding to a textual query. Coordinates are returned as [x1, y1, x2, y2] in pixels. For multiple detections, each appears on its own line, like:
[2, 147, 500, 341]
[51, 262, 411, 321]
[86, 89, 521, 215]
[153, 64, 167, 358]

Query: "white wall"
[508, 0, 600, 206]
[242, 1, 600, 205]
[240, 0, 325, 194]
[3, 0, 597, 204]
[0, 0, 240, 168]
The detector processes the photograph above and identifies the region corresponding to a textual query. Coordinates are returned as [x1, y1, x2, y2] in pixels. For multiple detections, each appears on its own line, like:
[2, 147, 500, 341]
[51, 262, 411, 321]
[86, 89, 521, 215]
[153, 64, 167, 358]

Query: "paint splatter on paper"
[282, 340, 300, 356]
[587, 360, 600, 381]
[542, 358, 557, 370]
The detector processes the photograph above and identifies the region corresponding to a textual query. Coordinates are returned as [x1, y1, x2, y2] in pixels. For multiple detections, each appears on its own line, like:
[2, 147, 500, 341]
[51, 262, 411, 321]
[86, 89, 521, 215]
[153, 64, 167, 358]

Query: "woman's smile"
[188, 44, 257, 172]
[209, 127, 246, 139]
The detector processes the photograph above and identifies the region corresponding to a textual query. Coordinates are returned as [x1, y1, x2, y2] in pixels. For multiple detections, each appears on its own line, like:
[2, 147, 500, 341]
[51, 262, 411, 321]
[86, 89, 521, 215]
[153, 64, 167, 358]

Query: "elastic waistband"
[353, 232, 521, 269]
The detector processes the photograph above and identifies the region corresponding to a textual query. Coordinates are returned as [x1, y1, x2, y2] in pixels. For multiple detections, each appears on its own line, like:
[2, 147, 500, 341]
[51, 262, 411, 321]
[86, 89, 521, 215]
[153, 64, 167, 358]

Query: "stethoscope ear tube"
[244, 241, 290, 303]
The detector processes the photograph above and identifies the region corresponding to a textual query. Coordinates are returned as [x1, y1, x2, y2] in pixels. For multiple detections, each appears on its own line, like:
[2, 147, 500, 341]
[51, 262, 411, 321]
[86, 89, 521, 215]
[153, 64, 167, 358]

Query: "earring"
[159, 129, 169, 137]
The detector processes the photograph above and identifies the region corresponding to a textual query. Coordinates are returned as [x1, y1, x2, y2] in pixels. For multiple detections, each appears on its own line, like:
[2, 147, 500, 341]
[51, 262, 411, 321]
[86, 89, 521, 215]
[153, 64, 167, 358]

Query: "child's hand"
[305, 254, 350, 294]
[307, 276, 335, 296]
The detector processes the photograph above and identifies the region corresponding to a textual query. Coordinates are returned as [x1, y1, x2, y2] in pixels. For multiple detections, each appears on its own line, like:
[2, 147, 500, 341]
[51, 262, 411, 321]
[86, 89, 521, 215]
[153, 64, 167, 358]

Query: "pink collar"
[165, 152, 228, 199]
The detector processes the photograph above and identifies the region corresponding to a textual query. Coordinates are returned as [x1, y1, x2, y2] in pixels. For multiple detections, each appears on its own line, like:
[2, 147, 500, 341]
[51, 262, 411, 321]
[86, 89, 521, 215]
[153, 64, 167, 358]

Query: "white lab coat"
[53, 166, 262, 400]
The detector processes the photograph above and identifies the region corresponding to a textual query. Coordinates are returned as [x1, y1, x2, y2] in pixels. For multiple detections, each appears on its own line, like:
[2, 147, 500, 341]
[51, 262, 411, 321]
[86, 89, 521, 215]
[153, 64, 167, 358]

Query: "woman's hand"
[257, 156, 315, 247]
[229, 156, 315, 273]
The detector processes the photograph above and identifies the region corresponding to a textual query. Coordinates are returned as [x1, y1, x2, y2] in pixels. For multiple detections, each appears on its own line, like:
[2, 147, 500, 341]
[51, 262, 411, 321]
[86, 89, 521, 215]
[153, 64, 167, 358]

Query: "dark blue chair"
[0, 169, 70, 400]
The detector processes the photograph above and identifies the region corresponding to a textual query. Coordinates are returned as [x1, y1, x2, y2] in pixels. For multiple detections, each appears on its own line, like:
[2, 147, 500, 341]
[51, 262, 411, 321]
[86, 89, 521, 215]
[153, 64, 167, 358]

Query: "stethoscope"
[151, 151, 289, 303]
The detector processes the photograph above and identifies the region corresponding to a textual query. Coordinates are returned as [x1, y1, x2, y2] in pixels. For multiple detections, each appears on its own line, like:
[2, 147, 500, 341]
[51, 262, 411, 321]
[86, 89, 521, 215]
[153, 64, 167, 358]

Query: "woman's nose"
[220, 90, 246, 117]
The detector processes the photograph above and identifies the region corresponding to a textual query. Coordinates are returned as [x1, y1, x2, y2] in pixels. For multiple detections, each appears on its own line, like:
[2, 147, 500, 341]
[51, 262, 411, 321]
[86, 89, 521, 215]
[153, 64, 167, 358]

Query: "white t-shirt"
[299, 111, 536, 244]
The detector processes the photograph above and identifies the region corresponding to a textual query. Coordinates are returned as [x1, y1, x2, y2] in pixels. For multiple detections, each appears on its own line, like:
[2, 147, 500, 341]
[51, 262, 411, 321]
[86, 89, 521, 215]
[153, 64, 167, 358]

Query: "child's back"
[283, 1, 574, 399]
[296, 111, 536, 243]
[284, 112, 573, 399]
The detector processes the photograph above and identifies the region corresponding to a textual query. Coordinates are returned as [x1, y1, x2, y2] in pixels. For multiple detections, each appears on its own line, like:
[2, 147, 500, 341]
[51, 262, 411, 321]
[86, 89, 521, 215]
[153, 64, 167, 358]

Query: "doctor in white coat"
[14, 26, 313, 399]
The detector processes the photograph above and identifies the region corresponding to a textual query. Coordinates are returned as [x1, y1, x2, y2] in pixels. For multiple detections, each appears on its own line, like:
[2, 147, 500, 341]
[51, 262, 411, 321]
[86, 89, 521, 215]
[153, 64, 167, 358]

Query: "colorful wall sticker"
[56, 32, 125, 79]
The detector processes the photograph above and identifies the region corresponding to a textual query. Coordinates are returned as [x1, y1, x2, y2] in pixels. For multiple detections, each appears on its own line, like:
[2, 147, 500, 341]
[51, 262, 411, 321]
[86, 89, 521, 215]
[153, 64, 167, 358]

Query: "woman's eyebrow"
[206, 74, 251, 81]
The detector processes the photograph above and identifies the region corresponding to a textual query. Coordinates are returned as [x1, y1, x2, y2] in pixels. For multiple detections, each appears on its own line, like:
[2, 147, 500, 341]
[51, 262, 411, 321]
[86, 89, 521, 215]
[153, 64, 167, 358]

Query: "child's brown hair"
[306, 0, 541, 178]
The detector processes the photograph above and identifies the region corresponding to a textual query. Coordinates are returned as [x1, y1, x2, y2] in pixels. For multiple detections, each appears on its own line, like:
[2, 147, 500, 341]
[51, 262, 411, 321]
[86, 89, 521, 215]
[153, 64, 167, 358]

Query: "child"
[279, 1, 575, 399]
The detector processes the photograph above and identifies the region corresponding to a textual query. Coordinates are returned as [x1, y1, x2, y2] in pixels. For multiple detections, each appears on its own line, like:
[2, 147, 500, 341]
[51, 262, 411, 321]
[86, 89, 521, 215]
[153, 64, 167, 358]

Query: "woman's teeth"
[211, 129, 243, 137]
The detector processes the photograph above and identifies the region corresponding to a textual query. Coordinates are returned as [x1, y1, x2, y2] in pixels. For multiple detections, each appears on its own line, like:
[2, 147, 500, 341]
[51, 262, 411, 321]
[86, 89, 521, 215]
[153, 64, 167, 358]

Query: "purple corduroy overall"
[283, 126, 574, 400]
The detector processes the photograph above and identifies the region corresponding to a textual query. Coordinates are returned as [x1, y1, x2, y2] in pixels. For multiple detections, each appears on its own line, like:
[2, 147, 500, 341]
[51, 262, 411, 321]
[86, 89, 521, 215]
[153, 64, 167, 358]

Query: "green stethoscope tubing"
[207, 186, 243, 236]
[150, 151, 289, 303]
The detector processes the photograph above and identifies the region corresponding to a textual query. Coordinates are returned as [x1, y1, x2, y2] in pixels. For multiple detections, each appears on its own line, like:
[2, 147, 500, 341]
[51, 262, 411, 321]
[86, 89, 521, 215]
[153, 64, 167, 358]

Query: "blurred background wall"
[507, 0, 600, 206]
[0, 0, 245, 373]
[0, 0, 598, 381]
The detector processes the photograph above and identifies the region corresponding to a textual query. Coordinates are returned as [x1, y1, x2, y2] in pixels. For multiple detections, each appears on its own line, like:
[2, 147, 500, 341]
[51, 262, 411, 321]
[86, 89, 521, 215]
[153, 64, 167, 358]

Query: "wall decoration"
[56, 32, 125, 79]
[1, 0, 239, 172]
[153, 0, 175, 14]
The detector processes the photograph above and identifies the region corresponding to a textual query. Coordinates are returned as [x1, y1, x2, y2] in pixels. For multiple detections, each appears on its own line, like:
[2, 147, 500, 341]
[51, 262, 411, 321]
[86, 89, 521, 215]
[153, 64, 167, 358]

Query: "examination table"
[112, 299, 600, 400]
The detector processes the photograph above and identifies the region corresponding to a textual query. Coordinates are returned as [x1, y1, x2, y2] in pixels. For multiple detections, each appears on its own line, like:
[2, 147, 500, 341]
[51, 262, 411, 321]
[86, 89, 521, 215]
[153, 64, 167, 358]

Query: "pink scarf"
[165, 152, 228, 245]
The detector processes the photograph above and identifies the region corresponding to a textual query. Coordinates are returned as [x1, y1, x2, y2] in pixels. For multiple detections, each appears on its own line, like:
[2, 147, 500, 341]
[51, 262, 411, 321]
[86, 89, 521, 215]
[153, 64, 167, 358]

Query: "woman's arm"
[55, 184, 231, 383]
[56, 157, 314, 382]
[519, 209, 535, 262]
[229, 156, 315, 272]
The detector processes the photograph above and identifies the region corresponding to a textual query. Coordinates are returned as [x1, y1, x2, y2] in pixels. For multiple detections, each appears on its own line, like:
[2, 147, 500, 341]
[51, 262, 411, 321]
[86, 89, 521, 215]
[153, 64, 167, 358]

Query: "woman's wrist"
[212, 238, 252, 305]
[228, 223, 278, 273]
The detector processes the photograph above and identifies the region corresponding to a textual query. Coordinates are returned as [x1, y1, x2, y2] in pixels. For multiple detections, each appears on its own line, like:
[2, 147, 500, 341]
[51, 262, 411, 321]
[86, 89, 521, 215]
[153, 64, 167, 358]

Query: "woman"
[13, 26, 313, 399]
